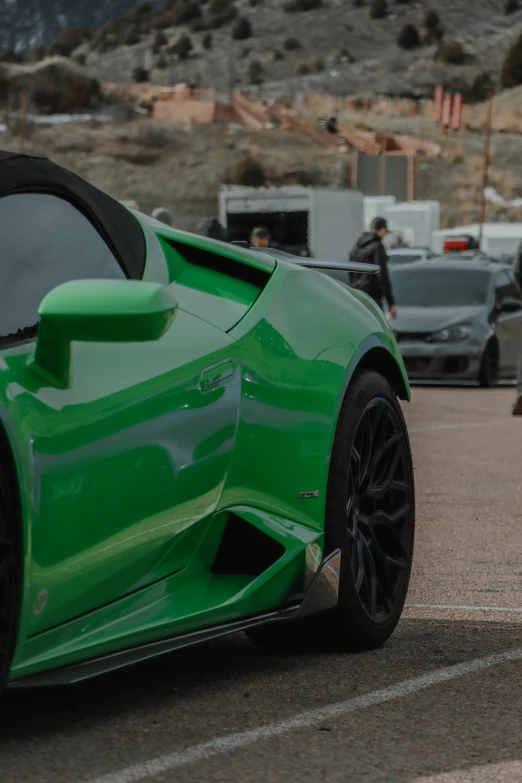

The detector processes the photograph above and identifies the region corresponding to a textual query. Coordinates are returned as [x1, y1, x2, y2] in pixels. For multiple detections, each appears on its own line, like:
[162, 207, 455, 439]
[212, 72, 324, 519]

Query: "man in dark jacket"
[513, 239, 522, 291]
[349, 217, 397, 317]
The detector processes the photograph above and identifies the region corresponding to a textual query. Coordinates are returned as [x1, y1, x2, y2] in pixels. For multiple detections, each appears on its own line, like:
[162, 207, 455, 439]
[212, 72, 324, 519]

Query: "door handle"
[200, 359, 234, 392]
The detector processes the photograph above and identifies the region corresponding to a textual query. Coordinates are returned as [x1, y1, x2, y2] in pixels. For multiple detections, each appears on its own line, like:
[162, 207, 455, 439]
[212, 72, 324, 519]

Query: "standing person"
[152, 207, 174, 226]
[348, 217, 397, 318]
[198, 217, 228, 242]
[250, 226, 271, 248]
[513, 238, 522, 291]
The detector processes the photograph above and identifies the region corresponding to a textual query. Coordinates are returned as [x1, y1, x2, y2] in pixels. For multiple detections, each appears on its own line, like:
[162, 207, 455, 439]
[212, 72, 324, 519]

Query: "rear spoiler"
[231, 242, 380, 275]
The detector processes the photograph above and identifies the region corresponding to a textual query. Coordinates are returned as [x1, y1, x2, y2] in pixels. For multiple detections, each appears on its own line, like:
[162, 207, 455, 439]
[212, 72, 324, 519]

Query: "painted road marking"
[414, 760, 522, 782]
[83, 647, 522, 783]
[409, 419, 510, 433]
[406, 603, 522, 614]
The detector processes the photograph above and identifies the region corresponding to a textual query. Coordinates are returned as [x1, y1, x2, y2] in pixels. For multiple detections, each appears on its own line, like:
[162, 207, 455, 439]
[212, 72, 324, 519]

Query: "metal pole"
[19, 86, 27, 153]
[478, 91, 494, 249]
[379, 150, 386, 196]
[408, 155, 415, 201]
[351, 147, 358, 189]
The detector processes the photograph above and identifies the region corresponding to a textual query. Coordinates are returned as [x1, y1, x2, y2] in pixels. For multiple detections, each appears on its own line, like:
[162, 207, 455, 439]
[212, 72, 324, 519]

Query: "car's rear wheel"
[0, 460, 21, 692]
[479, 339, 498, 388]
[247, 369, 415, 652]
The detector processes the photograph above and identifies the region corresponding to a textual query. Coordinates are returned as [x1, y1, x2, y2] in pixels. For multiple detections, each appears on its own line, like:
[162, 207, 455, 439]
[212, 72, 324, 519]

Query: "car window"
[390, 267, 491, 307]
[495, 270, 521, 302]
[389, 253, 422, 264]
[0, 193, 125, 343]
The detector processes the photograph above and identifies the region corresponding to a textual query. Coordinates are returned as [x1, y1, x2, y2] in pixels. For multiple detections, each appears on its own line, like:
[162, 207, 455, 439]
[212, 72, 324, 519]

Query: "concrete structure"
[432, 223, 522, 256]
[363, 196, 397, 230]
[219, 185, 363, 261]
[381, 201, 440, 249]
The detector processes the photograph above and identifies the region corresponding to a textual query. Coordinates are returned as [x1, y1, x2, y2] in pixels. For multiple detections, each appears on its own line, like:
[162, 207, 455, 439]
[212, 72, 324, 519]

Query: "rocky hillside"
[0, 0, 159, 52]
[67, 0, 522, 99]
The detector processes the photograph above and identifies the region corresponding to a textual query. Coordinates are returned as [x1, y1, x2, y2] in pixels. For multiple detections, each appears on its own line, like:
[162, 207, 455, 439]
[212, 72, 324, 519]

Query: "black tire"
[248, 369, 415, 652]
[479, 339, 498, 388]
[0, 460, 21, 692]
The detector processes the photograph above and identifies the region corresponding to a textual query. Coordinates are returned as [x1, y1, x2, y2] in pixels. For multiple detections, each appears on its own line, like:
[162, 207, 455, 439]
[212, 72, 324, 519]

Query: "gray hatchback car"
[389, 259, 522, 386]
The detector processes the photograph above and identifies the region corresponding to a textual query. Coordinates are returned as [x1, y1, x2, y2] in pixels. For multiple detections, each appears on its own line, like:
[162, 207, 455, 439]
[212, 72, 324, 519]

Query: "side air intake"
[211, 514, 285, 577]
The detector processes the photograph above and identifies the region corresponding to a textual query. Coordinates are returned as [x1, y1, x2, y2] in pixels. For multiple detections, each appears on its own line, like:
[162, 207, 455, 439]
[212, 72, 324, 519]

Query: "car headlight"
[428, 323, 473, 342]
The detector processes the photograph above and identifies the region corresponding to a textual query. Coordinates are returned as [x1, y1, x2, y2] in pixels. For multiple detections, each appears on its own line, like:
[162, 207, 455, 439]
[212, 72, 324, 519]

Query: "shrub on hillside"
[232, 17, 252, 39]
[353, 0, 364, 6]
[501, 31, 522, 87]
[504, 0, 520, 13]
[284, 0, 321, 10]
[173, 1, 202, 25]
[284, 37, 301, 50]
[397, 24, 420, 49]
[0, 47, 24, 63]
[203, 32, 212, 48]
[235, 156, 266, 186]
[208, 0, 233, 12]
[467, 71, 494, 102]
[133, 66, 149, 82]
[421, 8, 444, 42]
[49, 26, 89, 57]
[247, 59, 264, 84]
[435, 39, 466, 65]
[122, 23, 142, 46]
[296, 62, 312, 74]
[250, 0, 263, 5]
[395, 0, 412, 4]
[423, 9, 440, 29]
[170, 33, 193, 58]
[273, 48, 284, 60]
[369, 0, 387, 19]
[152, 30, 168, 52]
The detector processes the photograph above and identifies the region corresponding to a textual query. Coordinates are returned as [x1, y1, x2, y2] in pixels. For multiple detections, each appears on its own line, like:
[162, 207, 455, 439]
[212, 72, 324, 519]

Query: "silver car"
[389, 260, 522, 386]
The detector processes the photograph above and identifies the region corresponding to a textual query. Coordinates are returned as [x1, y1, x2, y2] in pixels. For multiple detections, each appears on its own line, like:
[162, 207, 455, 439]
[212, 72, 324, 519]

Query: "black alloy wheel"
[345, 398, 413, 623]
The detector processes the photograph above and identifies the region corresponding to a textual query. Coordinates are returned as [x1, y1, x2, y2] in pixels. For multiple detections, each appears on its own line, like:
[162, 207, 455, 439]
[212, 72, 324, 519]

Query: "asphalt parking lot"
[1, 386, 521, 783]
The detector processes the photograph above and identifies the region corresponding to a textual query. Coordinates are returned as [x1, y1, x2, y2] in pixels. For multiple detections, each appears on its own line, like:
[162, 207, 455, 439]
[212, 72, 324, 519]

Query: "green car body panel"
[0, 209, 409, 685]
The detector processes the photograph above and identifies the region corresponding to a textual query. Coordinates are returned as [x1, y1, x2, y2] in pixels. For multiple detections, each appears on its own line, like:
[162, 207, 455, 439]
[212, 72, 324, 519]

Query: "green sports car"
[0, 150, 414, 691]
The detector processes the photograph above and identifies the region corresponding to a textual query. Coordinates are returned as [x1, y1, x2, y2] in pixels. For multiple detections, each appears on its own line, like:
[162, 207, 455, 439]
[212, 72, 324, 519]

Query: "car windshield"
[389, 252, 423, 264]
[390, 267, 491, 307]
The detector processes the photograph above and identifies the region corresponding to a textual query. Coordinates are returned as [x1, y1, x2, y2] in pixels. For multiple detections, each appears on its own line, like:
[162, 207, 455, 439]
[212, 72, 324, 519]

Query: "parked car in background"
[387, 247, 436, 265]
[388, 260, 522, 386]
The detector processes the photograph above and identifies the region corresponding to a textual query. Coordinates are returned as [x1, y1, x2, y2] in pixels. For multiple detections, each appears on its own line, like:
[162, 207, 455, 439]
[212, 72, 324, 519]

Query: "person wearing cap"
[348, 217, 397, 317]
[250, 226, 271, 248]
[152, 207, 175, 227]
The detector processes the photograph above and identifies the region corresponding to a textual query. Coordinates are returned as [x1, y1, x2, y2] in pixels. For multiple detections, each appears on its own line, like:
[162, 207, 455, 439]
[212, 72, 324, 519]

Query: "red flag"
[451, 93, 463, 131]
[442, 93, 452, 127]
[433, 86, 443, 123]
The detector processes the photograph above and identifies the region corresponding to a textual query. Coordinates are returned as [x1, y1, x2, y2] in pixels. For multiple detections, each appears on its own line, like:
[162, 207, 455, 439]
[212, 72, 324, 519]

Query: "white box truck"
[218, 185, 363, 261]
[381, 201, 440, 249]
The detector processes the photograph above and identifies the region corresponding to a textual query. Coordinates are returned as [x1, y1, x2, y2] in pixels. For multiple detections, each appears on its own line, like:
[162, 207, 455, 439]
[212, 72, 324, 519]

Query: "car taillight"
[444, 239, 469, 252]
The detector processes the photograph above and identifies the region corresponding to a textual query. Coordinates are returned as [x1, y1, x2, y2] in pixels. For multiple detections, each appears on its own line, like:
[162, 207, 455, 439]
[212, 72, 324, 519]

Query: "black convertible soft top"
[0, 150, 146, 279]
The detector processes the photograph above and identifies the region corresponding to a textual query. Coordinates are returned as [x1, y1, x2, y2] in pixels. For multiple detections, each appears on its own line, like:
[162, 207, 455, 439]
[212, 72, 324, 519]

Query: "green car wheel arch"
[0, 150, 413, 691]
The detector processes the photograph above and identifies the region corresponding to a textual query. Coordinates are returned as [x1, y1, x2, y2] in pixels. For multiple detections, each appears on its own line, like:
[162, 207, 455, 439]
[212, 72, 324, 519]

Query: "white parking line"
[406, 603, 522, 614]
[409, 419, 510, 433]
[83, 647, 522, 783]
[414, 760, 522, 782]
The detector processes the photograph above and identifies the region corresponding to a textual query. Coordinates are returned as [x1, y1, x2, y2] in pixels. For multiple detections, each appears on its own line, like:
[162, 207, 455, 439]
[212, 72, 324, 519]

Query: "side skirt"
[8, 550, 341, 689]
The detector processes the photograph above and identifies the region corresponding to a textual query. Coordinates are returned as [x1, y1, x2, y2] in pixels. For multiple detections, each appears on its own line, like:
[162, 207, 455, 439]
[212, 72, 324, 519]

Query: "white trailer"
[218, 185, 363, 261]
[381, 201, 440, 249]
[432, 223, 522, 257]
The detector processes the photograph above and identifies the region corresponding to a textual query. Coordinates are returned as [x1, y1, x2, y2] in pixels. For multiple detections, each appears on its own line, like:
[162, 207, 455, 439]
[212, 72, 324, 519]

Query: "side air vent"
[166, 239, 271, 289]
[211, 514, 285, 577]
